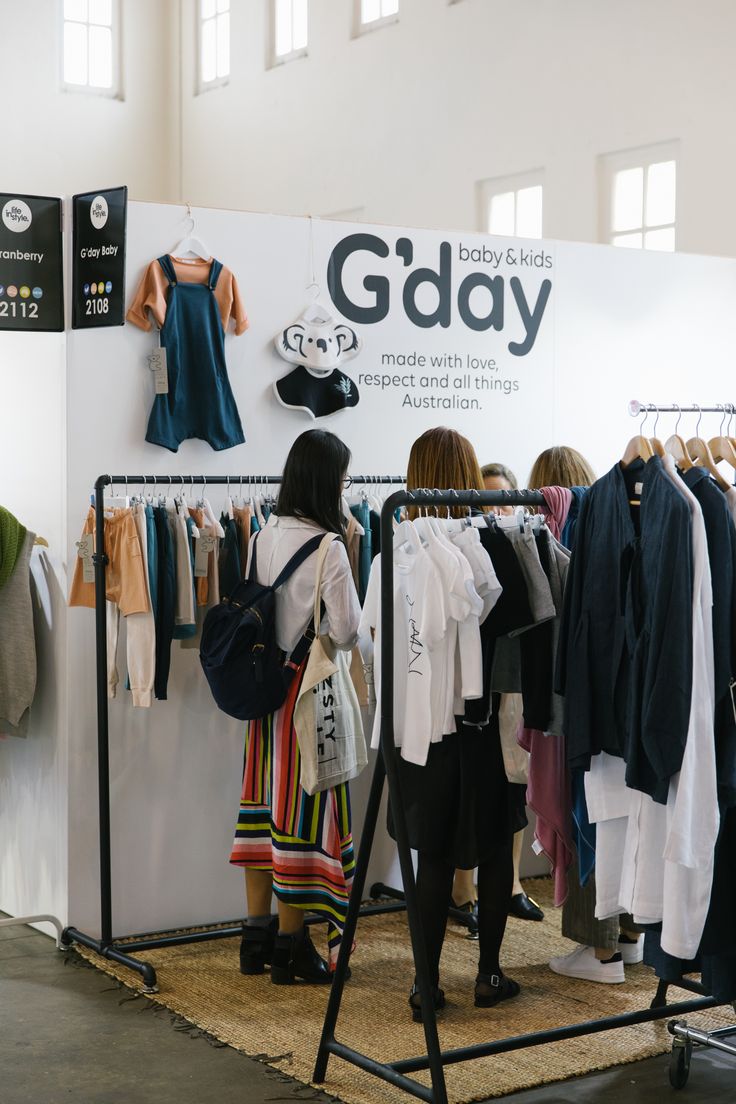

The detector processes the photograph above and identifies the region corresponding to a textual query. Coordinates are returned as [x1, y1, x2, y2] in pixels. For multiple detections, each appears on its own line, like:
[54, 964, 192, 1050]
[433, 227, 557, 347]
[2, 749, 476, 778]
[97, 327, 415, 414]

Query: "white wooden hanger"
[172, 204, 211, 262]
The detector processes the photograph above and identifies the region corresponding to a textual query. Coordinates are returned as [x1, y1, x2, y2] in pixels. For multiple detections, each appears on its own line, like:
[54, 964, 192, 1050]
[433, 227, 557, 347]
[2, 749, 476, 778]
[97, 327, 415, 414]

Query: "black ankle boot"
[271, 928, 333, 985]
[239, 917, 278, 975]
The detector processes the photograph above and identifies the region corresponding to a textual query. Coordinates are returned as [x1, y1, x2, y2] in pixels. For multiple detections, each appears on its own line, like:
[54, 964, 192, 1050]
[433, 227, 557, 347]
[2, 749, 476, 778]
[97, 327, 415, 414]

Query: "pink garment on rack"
[540, 487, 573, 542]
[518, 724, 573, 907]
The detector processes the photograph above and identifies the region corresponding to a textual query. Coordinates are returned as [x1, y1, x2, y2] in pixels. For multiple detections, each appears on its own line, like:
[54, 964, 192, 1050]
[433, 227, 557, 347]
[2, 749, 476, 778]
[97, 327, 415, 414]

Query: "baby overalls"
[146, 255, 245, 452]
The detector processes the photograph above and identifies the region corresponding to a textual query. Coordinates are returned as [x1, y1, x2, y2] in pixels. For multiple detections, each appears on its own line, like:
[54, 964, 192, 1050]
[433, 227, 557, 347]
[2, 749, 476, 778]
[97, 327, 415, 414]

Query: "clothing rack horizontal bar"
[387, 995, 721, 1074]
[324, 1040, 434, 1102]
[97, 474, 407, 487]
[388, 489, 546, 507]
[629, 400, 736, 416]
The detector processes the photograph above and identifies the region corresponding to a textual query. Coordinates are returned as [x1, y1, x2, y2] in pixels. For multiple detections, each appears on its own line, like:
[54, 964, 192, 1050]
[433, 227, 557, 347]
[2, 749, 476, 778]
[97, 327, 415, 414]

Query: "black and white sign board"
[72, 186, 127, 328]
[0, 193, 64, 332]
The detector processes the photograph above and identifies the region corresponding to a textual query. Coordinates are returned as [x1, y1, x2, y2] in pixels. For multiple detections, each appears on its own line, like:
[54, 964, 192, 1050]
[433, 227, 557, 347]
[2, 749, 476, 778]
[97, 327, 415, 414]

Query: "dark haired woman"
[229, 429, 361, 984]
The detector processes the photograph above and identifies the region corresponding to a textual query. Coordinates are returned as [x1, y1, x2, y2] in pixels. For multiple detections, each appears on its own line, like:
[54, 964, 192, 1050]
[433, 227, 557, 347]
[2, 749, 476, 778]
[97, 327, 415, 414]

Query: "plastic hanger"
[686, 405, 731, 491]
[172, 205, 210, 262]
[621, 405, 654, 466]
[708, 403, 736, 469]
[665, 403, 696, 472]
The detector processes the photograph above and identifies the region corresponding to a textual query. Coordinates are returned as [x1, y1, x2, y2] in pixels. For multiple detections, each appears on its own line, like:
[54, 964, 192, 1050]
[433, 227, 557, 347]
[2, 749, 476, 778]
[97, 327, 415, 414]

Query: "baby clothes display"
[274, 302, 362, 418]
[127, 255, 248, 452]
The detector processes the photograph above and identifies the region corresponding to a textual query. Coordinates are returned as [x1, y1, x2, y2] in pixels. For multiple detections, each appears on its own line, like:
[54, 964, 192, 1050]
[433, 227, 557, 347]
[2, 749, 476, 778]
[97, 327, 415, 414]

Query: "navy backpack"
[200, 531, 323, 721]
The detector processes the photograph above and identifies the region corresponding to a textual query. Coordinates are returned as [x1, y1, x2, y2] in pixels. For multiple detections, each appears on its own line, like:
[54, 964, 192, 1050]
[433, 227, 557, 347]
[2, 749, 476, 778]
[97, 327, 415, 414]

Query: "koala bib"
[274, 365, 360, 419]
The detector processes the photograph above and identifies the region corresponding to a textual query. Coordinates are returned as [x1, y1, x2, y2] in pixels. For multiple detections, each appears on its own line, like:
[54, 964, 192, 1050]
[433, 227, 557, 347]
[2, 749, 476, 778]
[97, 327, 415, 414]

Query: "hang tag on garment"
[77, 534, 96, 583]
[531, 838, 544, 856]
[149, 347, 168, 394]
[194, 533, 216, 577]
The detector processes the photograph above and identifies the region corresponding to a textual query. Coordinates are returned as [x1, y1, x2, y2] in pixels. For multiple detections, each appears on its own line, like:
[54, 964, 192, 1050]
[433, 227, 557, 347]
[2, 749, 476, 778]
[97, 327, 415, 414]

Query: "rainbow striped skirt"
[229, 663, 355, 966]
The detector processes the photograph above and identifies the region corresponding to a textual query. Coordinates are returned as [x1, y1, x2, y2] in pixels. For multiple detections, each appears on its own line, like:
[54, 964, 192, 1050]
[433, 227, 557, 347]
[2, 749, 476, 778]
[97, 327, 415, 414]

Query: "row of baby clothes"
[557, 454, 736, 978]
[67, 487, 391, 709]
[69, 497, 224, 705]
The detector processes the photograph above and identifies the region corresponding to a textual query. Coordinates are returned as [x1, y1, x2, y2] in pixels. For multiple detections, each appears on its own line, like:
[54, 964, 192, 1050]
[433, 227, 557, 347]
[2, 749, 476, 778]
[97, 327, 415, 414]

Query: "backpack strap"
[272, 533, 324, 589]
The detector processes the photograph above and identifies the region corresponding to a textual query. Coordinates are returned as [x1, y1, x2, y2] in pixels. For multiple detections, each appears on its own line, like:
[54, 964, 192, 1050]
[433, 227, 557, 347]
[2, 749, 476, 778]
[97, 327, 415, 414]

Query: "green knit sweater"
[0, 507, 27, 590]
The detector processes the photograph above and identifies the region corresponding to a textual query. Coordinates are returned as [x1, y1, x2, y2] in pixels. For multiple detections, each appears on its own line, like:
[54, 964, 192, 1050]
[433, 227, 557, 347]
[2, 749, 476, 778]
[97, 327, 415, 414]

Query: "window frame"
[196, 0, 231, 95]
[354, 0, 399, 37]
[60, 0, 123, 100]
[269, 0, 309, 68]
[477, 169, 545, 239]
[599, 142, 679, 251]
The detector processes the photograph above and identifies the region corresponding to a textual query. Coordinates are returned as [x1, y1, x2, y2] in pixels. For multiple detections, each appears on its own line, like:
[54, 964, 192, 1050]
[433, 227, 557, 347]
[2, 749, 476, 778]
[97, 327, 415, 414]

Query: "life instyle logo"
[90, 195, 109, 230]
[2, 199, 32, 234]
[328, 232, 552, 356]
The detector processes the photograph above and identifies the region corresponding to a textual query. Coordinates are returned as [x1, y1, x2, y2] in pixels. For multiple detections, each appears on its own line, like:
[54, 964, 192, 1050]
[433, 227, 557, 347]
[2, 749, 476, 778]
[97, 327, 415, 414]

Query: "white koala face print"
[274, 304, 362, 372]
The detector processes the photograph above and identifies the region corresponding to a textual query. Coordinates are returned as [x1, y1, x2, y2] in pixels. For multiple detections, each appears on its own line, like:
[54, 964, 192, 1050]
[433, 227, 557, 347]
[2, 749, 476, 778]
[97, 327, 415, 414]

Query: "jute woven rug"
[74, 878, 734, 1103]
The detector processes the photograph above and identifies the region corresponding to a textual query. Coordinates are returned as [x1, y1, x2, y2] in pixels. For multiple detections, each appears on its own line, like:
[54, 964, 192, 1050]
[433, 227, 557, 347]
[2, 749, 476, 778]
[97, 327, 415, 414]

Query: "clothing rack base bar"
[0, 913, 64, 948]
[313, 488, 730, 1104]
[61, 472, 407, 992]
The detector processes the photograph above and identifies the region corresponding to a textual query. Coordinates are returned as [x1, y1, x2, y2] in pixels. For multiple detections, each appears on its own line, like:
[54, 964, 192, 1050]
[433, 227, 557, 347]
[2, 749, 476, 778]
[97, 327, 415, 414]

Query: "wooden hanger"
[33, 535, 48, 548]
[621, 405, 655, 466]
[686, 405, 730, 491]
[665, 403, 696, 472]
[709, 403, 736, 469]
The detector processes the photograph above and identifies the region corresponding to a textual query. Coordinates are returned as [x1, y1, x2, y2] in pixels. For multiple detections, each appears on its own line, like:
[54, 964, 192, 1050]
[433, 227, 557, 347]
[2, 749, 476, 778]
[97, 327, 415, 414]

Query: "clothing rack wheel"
[313, 487, 729, 1104]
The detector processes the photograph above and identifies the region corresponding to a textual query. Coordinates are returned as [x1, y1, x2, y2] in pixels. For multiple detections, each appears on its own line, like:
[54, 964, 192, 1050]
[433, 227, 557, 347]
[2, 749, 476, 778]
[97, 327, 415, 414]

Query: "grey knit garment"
[0, 530, 36, 736]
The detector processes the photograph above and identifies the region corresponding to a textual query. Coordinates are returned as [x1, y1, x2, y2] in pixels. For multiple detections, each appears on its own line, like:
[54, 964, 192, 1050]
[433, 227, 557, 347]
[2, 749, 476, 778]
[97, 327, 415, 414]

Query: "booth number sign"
[72, 186, 127, 329]
[0, 193, 64, 332]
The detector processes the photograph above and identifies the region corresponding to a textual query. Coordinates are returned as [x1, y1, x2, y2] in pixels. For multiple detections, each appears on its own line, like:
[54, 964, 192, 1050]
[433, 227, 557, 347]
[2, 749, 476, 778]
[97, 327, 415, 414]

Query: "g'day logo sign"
[72, 186, 127, 329]
[0, 193, 64, 332]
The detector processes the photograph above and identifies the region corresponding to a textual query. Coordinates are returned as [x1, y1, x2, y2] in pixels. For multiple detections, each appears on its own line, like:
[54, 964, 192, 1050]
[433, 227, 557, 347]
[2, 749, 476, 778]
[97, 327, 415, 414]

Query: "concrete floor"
[1, 917, 734, 1104]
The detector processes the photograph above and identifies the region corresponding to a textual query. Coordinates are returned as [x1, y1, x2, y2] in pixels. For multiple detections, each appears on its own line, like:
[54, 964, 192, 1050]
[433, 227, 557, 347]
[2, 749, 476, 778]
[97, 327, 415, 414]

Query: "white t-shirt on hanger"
[360, 522, 448, 766]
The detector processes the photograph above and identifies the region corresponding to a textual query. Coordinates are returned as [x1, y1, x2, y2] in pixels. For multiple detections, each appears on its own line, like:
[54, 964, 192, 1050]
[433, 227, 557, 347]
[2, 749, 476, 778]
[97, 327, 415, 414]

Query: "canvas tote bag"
[294, 533, 367, 795]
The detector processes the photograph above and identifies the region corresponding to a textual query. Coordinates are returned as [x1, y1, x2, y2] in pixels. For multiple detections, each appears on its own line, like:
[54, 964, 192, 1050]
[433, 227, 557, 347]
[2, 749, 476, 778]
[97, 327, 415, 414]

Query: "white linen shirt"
[246, 515, 360, 654]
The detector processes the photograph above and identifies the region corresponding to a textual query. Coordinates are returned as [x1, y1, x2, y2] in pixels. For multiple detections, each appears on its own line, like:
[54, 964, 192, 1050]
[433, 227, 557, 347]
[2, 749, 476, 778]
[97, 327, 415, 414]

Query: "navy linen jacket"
[557, 456, 693, 804]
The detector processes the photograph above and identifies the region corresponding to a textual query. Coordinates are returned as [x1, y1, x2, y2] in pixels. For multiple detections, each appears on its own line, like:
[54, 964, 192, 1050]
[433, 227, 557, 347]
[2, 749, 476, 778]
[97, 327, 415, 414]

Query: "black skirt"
[387, 705, 527, 869]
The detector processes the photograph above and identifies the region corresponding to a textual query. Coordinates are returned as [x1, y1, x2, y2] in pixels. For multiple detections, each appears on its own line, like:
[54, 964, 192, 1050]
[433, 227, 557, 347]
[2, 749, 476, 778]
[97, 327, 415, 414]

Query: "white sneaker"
[618, 934, 644, 965]
[549, 944, 625, 984]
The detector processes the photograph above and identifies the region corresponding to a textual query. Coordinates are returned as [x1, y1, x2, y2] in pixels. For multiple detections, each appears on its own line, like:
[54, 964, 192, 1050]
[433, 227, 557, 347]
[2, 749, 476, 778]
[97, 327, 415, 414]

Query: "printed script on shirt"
[407, 594, 425, 676]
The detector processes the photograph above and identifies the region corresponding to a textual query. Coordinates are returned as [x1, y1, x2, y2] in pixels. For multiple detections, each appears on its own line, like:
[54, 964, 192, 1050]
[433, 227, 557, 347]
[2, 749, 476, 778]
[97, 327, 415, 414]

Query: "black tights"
[415, 842, 513, 985]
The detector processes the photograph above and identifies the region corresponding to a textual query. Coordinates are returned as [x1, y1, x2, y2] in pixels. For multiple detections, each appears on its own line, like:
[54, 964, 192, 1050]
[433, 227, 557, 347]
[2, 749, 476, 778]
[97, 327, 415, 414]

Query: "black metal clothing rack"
[60, 472, 411, 991]
[313, 488, 724, 1104]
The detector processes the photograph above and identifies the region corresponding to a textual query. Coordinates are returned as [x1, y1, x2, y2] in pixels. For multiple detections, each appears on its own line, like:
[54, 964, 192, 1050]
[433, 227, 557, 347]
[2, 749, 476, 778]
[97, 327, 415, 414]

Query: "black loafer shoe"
[271, 929, 337, 985]
[509, 892, 544, 921]
[239, 917, 278, 975]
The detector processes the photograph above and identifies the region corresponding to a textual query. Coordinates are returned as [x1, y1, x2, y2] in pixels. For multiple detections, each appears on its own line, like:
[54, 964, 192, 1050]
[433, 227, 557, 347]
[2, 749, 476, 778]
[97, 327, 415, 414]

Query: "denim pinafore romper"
[145, 255, 245, 452]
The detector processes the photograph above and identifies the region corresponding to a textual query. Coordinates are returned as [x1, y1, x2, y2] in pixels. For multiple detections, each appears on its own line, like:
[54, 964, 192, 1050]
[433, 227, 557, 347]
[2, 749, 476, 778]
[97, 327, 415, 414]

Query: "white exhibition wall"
[3, 198, 736, 939]
[0, 332, 68, 933]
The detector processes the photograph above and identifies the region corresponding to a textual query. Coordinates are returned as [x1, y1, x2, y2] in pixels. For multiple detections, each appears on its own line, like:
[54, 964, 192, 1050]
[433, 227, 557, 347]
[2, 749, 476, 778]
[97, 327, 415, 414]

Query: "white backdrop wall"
[58, 199, 736, 939]
[0, 333, 68, 932]
[0, 0, 178, 202]
[180, 0, 736, 259]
